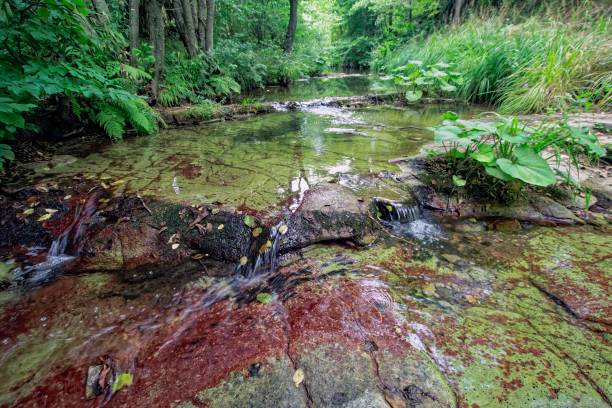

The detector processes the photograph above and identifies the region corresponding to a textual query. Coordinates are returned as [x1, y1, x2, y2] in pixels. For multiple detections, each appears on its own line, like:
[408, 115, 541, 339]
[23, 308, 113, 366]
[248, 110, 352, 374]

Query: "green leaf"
[243, 215, 255, 228]
[485, 165, 513, 181]
[470, 144, 495, 164]
[445, 148, 465, 158]
[452, 175, 466, 187]
[111, 373, 133, 393]
[405, 90, 423, 102]
[256, 292, 272, 304]
[496, 147, 556, 186]
[442, 111, 458, 121]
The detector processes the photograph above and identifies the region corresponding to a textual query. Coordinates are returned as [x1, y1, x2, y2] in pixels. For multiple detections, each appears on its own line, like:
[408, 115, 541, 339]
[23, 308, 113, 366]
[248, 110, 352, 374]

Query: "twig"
[137, 194, 153, 215]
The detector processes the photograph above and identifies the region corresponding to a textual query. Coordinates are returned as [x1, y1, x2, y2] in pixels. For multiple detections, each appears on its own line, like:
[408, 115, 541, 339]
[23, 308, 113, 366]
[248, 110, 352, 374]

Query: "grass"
[376, 11, 612, 113]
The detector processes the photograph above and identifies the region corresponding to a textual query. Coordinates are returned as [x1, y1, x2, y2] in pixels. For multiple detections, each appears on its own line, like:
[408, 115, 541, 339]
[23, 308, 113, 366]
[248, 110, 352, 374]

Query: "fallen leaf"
[172, 243, 179, 250]
[256, 292, 272, 304]
[23, 208, 34, 216]
[218, 224, 224, 230]
[168, 233, 177, 244]
[205, 223, 213, 233]
[111, 373, 133, 393]
[252, 227, 262, 238]
[35, 185, 48, 193]
[266, 240, 271, 249]
[212, 208, 220, 215]
[30, 201, 39, 207]
[465, 295, 478, 304]
[159, 226, 168, 233]
[38, 213, 53, 221]
[293, 368, 304, 387]
[279, 224, 288, 235]
[111, 179, 125, 186]
[63, 195, 72, 200]
[240, 256, 248, 266]
[192, 254, 204, 260]
[45, 208, 58, 214]
[100, 175, 112, 180]
[243, 215, 255, 228]
[101, 182, 109, 189]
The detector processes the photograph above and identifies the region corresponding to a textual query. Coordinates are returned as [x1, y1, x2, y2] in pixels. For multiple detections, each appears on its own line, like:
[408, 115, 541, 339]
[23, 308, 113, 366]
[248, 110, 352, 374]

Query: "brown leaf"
[98, 364, 111, 390]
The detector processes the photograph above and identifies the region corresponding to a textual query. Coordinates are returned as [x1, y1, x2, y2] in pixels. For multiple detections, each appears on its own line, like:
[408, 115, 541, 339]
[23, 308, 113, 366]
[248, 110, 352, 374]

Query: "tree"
[284, 0, 298, 53]
[180, 0, 199, 57]
[129, 0, 140, 66]
[147, 0, 165, 101]
[453, 0, 464, 25]
[197, 0, 208, 49]
[205, 0, 215, 52]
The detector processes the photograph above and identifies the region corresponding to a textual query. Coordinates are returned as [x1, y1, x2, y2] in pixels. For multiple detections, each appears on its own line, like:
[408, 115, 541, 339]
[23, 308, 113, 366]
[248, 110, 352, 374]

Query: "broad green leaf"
[405, 90, 423, 102]
[470, 144, 495, 164]
[496, 147, 556, 186]
[485, 165, 513, 181]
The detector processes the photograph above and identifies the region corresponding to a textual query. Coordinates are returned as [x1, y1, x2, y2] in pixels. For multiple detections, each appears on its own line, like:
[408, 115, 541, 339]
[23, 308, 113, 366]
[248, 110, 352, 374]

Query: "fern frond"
[96, 105, 126, 139]
[121, 64, 152, 81]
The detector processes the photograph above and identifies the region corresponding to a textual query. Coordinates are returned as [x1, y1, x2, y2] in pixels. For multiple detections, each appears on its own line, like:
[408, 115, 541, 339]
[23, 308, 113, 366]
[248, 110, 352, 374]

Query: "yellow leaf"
[465, 295, 478, 304]
[293, 369, 304, 387]
[192, 254, 204, 260]
[279, 225, 288, 235]
[168, 233, 176, 244]
[172, 243, 180, 250]
[252, 227, 262, 238]
[240, 256, 248, 265]
[45, 208, 58, 214]
[111, 179, 126, 186]
[63, 195, 72, 200]
[100, 175, 112, 180]
[218, 224, 224, 230]
[266, 240, 271, 249]
[30, 201, 39, 207]
[38, 213, 53, 221]
[101, 182, 109, 189]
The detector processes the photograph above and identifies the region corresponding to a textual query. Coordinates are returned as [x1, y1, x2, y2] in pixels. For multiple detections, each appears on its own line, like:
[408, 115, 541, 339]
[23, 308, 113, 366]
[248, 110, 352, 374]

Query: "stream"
[0, 75, 610, 408]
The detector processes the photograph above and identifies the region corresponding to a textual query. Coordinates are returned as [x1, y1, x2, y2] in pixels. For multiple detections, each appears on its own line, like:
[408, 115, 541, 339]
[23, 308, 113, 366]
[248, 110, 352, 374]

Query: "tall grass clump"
[377, 10, 612, 113]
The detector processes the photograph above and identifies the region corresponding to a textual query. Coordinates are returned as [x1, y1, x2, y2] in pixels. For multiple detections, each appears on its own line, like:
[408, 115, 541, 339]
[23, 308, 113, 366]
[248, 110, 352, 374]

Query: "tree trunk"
[147, 0, 165, 102]
[205, 0, 214, 53]
[197, 0, 207, 49]
[91, 0, 112, 26]
[129, 0, 140, 66]
[283, 0, 298, 53]
[180, 0, 199, 57]
[453, 0, 464, 25]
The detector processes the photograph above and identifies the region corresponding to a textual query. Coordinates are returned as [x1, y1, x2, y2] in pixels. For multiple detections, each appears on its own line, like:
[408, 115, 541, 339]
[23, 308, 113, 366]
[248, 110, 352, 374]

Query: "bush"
[425, 111, 605, 201]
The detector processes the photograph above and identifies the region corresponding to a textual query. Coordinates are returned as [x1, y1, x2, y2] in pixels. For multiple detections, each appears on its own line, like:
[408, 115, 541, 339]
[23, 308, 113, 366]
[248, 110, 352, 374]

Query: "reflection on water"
[31, 103, 484, 213]
[247, 74, 397, 102]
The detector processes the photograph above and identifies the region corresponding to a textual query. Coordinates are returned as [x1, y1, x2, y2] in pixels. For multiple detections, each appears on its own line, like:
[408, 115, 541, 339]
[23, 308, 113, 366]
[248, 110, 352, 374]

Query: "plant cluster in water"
[424, 111, 605, 202]
[392, 61, 462, 102]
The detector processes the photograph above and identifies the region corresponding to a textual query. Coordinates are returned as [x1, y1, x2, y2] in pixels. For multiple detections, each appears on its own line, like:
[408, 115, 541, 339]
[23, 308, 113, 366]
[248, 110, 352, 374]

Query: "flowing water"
[0, 76, 610, 408]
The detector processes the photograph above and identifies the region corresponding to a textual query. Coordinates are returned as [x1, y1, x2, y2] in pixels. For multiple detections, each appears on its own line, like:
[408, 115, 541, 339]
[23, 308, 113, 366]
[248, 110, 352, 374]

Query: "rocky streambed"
[0, 76, 611, 408]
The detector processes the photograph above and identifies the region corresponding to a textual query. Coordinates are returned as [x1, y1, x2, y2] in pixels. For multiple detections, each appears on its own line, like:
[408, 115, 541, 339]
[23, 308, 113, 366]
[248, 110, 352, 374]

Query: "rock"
[297, 344, 389, 408]
[282, 183, 378, 251]
[85, 365, 102, 400]
[440, 254, 461, 264]
[491, 219, 522, 232]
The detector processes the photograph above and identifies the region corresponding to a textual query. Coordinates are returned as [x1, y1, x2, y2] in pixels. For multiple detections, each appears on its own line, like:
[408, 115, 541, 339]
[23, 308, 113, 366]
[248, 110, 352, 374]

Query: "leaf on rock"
[256, 292, 272, 304]
[218, 224, 224, 230]
[252, 227, 262, 237]
[243, 215, 255, 228]
[240, 256, 248, 266]
[279, 225, 288, 235]
[172, 243, 179, 250]
[293, 369, 305, 387]
[37, 213, 53, 221]
[111, 373, 133, 393]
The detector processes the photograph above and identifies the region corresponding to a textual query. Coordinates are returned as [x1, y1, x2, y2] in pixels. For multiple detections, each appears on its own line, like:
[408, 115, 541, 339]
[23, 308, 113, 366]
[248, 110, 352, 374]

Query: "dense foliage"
[0, 0, 610, 172]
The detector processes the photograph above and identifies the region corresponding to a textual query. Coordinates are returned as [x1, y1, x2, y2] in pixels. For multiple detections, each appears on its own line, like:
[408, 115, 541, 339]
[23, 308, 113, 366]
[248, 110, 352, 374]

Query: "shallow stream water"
[0, 75, 610, 408]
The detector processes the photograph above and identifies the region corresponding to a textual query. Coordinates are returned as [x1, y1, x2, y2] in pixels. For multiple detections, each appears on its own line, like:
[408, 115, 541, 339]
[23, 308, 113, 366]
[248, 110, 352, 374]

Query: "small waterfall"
[377, 199, 421, 223]
[236, 221, 286, 279]
[17, 192, 99, 286]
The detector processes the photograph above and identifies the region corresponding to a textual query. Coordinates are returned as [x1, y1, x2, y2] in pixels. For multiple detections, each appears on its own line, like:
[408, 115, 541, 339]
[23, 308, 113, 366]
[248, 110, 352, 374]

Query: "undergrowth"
[375, 13, 612, 113]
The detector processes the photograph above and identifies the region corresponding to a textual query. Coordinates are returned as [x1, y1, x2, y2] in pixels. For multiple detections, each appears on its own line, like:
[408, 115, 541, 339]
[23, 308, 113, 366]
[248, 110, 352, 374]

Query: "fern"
[209, 75, 241, 96]
[96, 105, 126, 139]
[121, 64, 152, 81]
